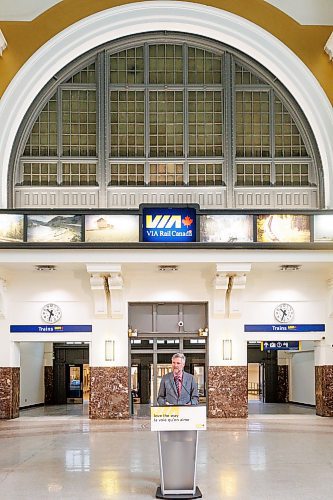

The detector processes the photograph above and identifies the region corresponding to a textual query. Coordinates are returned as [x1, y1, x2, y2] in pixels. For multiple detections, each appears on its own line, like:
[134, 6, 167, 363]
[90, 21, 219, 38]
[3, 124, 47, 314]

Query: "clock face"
[274, 303, 294, 323]
[41, 303, 62, 324]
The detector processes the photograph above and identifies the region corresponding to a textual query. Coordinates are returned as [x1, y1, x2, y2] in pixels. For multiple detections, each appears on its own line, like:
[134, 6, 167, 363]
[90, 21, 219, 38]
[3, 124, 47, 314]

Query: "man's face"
[172, 357, 185, 375]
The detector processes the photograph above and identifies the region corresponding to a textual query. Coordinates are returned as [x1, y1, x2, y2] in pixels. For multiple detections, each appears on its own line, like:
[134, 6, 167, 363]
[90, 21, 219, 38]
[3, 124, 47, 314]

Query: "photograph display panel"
[257, 214, 310, 242]
[27, 215, 82, 242]
[0, 214, 24, 243]
[85, 215, 139, 242]
[200, 214, 253, 242]
[313, 215, 333, 242]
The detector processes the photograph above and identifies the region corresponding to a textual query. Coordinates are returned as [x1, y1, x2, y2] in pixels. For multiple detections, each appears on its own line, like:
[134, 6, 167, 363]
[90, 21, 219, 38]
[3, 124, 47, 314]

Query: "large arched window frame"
[10, 32, 322, 209]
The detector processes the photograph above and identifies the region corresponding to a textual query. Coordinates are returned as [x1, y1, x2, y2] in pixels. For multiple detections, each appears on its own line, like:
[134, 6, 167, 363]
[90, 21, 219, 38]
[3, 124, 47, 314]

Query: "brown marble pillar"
[0, 367, 20, 419]
[89, 366, 129, 419]
[277, 365, 289, 403]
[208, 366, 248, 418]
[315, 365, 333, 417]
[44, 366, 54, 405]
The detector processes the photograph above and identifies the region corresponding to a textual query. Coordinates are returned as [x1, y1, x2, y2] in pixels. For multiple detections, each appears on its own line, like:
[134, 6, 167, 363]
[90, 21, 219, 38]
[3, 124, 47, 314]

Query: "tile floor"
[0, 403, 331, 499]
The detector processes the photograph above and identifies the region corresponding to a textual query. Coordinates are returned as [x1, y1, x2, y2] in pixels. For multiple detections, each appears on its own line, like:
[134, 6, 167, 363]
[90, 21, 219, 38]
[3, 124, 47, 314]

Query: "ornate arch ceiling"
[1, 0, 333, 24]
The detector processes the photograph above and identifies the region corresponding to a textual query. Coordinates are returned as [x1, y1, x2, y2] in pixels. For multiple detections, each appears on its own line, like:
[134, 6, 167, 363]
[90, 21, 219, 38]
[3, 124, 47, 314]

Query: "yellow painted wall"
[0, 0, 332, 102]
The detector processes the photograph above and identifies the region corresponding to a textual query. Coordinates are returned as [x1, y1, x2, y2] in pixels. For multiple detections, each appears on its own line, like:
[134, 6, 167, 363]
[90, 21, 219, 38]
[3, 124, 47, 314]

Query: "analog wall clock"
[41, 303, 62, 324]
[274, 303, 294, 323]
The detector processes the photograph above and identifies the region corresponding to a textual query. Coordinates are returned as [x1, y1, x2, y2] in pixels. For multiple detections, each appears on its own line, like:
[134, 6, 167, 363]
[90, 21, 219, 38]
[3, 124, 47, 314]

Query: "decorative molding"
[0, 30, 7, 57]
[0, 2, 333, 207]
[324, 32, 333, 61]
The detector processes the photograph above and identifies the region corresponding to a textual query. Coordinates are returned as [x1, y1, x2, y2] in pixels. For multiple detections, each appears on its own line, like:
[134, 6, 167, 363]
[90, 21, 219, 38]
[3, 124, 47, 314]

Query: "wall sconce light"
[198, 327, 209, 337]
[222, 339, 232, 360]
[128, 328, 138, 337]
[105, 340, 115, 361]
[0, 30, 7, 57]
[324, 32, 333, 61]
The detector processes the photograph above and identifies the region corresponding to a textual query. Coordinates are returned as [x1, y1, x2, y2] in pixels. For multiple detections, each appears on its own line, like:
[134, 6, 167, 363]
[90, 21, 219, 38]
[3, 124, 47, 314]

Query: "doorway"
[54, 343, 90, 405]
[129, 302, 208, 417]
[130, 338, 206, 417]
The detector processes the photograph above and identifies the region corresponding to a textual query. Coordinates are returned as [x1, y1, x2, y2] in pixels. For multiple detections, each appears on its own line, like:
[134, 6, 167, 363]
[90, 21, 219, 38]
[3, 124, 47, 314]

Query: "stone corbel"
[213, 273, 229, 315]
[89, 273, 109, 317]
[0, 278, 7, 319]
[213, 264, 251, 317]
[108, 268, 124, 318]
[327, 278, 333, 317]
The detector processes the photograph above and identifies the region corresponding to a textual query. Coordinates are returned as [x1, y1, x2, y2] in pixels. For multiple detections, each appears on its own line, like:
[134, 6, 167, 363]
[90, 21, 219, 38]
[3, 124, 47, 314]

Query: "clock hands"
[47, 308, 54, 321]
[280, 308, 287, 320]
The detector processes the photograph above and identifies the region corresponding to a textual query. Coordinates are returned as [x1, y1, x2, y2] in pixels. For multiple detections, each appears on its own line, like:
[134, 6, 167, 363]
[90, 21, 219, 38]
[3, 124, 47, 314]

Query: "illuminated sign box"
[141, 206, 197, 243]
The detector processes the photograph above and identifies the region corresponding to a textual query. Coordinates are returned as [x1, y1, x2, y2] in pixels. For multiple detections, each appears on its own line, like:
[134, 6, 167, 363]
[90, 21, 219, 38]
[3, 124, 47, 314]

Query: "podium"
[151, 405, 206, 499]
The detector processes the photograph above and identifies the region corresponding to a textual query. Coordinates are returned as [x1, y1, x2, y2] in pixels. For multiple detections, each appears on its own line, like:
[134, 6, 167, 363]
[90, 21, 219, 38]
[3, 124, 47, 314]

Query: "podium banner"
[151, 405, 206, 432]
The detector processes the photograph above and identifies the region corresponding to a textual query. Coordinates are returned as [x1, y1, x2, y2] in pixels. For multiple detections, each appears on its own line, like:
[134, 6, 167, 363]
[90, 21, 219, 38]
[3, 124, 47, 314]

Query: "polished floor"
[0, 403, 331, 499]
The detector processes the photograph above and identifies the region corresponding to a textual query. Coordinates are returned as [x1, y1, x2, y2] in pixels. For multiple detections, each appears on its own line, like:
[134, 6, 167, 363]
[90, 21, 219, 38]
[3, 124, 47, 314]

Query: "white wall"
[289, 349, 315, 405]
[20, 342, 44, 407]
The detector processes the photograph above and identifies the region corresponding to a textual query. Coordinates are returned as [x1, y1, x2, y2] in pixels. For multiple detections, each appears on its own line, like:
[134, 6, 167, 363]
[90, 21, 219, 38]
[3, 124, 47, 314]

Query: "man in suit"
[157, 353, 199, 406]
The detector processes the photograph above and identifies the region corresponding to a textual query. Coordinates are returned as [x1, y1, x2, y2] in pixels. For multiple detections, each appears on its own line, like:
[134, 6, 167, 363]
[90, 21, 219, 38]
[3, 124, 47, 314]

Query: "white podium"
[151, 405, 206, 499]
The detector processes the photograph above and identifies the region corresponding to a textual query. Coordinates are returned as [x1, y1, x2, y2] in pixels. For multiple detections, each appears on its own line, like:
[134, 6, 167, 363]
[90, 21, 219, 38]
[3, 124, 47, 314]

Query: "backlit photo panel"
[27, 215, 82, 242]
[0, 214, 24, 243]
[85, 215, 139, 242]
[200, 215, 253, 242]
[314, 214, 333, 242]
[257, 214, 310, 242]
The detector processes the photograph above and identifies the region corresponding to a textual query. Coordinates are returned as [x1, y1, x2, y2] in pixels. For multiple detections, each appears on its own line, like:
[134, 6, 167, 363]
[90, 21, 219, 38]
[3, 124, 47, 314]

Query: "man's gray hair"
[172, 352, 186, 363]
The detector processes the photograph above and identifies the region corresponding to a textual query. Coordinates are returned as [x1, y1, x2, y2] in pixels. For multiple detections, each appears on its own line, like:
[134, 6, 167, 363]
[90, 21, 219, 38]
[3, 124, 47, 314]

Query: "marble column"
[0, 367, 20, 419]
[44, 366, 54, 405]
[315, 365, 333, 417]
[89, 366, 129, 419]
[277, 365, 289, 403]
[208, 366, 248, 418]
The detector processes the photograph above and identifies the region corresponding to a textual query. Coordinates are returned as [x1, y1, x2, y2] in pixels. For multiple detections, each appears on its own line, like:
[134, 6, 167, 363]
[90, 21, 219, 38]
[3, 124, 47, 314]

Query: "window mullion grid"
[269, 88, 275, 186]
[57, 86, 62, 185]
[98, 51, 107, 206]
[225, 53, 234, 207]
[183, 43, 189, 185]
[144, 43, 150, 185]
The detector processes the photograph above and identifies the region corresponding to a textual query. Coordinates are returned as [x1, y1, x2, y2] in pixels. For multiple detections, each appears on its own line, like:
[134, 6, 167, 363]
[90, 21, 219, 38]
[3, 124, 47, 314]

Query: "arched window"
[10, 33, 322, 209]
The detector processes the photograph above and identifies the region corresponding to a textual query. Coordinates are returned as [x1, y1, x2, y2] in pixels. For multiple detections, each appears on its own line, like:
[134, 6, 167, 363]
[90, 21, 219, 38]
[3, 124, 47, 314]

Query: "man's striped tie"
[175, 376, 181, 396]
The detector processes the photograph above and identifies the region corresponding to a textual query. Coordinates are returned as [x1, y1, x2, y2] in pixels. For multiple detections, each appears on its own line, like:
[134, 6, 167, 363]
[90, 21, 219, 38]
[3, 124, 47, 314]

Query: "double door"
[130, 337, 206, 417]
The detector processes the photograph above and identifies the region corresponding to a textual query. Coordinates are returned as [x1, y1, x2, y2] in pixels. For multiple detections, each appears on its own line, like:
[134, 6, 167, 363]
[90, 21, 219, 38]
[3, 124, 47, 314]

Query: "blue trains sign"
[142, 206, 197, 242]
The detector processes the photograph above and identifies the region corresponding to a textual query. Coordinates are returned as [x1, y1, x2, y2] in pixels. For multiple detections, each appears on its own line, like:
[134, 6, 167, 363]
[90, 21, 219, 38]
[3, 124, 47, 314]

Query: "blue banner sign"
[245, 324, 325, 332]
[10, 325, 92, 333]
[142, 206, 196, 242]
[261, 341, 301, 351]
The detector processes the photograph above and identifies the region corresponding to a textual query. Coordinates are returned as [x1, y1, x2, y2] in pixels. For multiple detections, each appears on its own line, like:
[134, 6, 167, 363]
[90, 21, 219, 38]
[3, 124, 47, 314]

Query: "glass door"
[130, 336, 207, 416]
[66, 364, 83, 403]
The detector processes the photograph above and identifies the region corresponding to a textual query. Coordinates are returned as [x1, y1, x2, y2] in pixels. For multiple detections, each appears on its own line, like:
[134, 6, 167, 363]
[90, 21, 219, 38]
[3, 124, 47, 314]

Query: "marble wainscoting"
[44, 366, 54, 405]
[0, 367, 20, 419]
[208, 366, 248, 418]
[315, 365, 333, 417]
[277, 365, 289, 403]
[89, 366, 129, 419]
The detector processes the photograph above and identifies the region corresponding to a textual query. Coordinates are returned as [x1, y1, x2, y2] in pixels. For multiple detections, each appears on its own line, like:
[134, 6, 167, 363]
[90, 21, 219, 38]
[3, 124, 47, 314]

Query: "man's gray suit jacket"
[157, 371, 199, 406]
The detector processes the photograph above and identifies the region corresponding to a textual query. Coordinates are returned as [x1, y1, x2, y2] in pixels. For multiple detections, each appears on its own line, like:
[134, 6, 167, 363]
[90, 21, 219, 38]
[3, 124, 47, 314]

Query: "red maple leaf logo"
[182, 216, 193, 227]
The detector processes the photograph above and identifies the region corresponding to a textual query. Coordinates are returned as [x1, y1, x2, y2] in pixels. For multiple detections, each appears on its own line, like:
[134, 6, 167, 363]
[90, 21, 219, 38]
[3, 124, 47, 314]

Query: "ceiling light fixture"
[158, 265, 179, 272]
[280, 264, 301, 272]
[35, 265, 57, 272]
